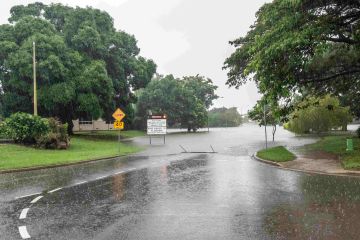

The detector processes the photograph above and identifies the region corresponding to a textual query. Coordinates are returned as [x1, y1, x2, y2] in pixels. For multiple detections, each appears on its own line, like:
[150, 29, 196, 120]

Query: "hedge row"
[0, 112, 70, 149]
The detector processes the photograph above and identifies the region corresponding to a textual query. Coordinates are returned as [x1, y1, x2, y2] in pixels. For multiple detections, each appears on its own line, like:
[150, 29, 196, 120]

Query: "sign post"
[147, 115, 167, 144]
[112, 108, 126, 157]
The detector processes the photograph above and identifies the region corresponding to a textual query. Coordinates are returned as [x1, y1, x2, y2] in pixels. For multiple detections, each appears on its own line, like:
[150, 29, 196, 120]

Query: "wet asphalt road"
[2, 124, 360, 239]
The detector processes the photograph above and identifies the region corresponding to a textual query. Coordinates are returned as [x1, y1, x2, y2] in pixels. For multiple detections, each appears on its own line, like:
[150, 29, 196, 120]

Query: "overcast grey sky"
[0, 0, 271, 113]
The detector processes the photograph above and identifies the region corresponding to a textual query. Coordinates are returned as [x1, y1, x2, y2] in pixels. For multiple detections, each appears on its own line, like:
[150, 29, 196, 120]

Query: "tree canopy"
[248, 97, 281, 141]
[0, 3, 156, 132]
[284, 95, 353, 133]
[136, 75, 218, 131]
[224, 0, 360, 117]
[208, 107, 243, 127]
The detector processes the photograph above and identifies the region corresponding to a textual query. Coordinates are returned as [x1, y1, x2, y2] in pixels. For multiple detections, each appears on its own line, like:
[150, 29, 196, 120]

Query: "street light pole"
[207, 112, 209, 132]
[33, 41, 38, 116]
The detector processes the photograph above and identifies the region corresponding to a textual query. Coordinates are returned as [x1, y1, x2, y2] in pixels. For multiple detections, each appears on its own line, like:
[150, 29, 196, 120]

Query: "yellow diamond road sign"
[112, 108, 126, 121]
[114, 120, 124, 129]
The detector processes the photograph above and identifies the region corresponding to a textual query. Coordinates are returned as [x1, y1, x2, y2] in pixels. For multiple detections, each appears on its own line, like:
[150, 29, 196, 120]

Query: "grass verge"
[0, 135, 142, 171]
[303, 135, 360, 170]
[74, 130, 145, 141]
[257, 146, 296, 162]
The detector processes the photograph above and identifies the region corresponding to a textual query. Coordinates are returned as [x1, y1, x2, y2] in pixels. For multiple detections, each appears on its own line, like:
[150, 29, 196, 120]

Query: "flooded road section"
[1, 124, 360, 239]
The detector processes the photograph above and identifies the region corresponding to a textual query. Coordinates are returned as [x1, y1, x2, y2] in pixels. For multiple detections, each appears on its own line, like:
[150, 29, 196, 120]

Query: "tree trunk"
[67, 118, 74, 135]
[272, 124, 276, 142]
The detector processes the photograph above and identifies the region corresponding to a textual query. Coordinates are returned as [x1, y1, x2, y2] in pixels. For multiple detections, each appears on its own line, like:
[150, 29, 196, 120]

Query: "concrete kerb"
[253, 152, 360, 178]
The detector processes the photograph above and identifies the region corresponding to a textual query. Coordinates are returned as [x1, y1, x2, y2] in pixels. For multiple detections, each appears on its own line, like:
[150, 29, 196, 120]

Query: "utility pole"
[264, 103, 268, 149]
[207, 109, 210, 132]
[33, 41, 38, 116]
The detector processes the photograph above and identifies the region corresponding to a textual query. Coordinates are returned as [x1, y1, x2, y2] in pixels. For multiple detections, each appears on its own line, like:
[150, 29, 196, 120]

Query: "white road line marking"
[15, 193, 41, 200]
[128, 168, 136, 171]
[95, 176, 106, 180]
[75, 181, 87, 185]
[18, 226, 31, 239]
[30, 196, 43, 204]
[48, 187, 62, 193]
[19, 208, 29, 220]
[116, 171, 124, 174]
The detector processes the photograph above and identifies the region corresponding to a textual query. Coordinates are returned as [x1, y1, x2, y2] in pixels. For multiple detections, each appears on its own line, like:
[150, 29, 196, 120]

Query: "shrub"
[2, 113, 70, 149]
[3, 112, 49, 144]
[0, 121, 6, 138]
[357, 127, 360, 138]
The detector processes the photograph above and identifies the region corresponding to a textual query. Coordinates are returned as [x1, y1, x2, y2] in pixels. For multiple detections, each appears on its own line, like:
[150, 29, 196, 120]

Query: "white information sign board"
[147, 119, 167, 135]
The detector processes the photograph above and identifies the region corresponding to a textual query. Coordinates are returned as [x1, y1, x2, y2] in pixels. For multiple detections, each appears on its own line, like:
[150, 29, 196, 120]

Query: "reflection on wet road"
[1, 124, 360, 239]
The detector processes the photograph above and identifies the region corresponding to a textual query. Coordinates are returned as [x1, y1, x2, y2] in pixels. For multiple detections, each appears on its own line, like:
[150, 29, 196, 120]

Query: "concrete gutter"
[253, 153, 360, 178]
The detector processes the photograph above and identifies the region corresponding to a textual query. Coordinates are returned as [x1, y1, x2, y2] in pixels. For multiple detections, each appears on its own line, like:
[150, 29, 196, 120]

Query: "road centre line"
[95, 176, 106, 180]
[30, 196, 43, 204]
[18, 226, 31, 239]
[48, 187, 62, 193]
[15, 192, 41, 200]
[19, 208, 30, 220]
[74, 181, 87, 185]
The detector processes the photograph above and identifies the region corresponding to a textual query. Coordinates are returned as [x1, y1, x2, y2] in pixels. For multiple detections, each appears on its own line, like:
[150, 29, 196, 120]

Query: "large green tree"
[224, 0, 360, 118]
[208, 107, 243, 127]
[285, 95, 353, 133]
[136, 75, 218, 131]
[0, 3, 156, 133]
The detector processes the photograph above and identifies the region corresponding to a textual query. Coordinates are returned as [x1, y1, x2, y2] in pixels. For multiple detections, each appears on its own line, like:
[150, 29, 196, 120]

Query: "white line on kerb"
[30, 196, 43, 204]
[19, 208, 30, 220]
[18, 226, 31, 239]
[15, 192, 41, 200]
[48, 187, 62, 193]
[116, 171, 124, 174]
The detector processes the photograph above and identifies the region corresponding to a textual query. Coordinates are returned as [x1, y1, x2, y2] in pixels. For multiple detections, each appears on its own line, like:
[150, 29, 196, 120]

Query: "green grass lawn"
[0, 136, 143, 171]
[257, 146, 296, 162]
[304, 135, 360, 170]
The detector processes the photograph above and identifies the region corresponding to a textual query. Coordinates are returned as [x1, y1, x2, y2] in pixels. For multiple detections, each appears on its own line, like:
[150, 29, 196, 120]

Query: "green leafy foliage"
[0, 3, 156, 133]
[37, 118, 69, 149]
[286, 95, 353, 134]
[2, 112, 70, 149]
[248, 97, 281, 141]
[2, 112, 49, 144]
[224, 0, 360, 118]
[136, 75, 218, 131]
[208, 107, 242, 127]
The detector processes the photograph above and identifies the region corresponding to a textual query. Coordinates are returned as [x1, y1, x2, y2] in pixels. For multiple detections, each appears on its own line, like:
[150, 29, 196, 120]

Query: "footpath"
[255, 150, 360, 176]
